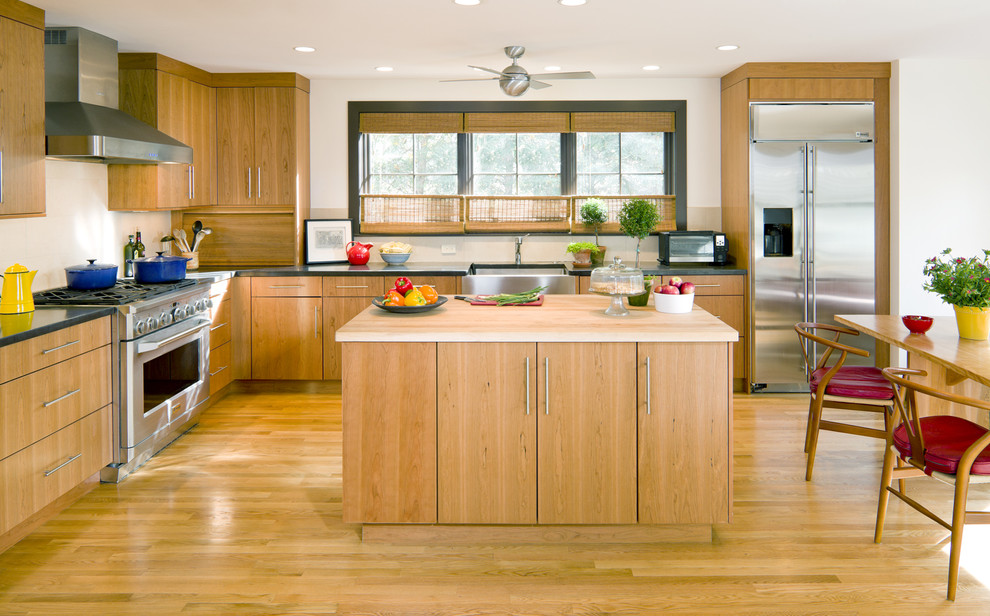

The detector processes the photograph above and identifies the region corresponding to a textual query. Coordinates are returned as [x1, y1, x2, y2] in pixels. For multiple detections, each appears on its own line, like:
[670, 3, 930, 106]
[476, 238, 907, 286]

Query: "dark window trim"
[347, 100, 687, 236]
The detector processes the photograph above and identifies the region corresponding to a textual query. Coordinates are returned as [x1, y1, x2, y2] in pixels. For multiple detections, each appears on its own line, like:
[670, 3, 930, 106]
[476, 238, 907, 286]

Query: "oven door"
[121, 317, 210, 453]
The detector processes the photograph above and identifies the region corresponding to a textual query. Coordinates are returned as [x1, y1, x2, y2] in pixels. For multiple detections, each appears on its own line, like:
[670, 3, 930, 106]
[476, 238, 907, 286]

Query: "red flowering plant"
[923, 248, 990, 307]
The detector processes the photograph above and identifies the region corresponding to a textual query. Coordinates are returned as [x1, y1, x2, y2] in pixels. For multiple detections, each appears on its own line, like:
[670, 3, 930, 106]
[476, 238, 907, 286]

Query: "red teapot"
[345, 241, 373, 265]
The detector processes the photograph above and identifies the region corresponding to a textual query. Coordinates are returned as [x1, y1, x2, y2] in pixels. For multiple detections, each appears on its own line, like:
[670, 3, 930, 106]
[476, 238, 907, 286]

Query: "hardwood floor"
[1, 383, 989, 614]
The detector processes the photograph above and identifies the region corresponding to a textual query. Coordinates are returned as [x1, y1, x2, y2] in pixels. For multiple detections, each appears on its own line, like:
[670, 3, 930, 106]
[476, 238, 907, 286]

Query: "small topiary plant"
[619, 199, 661, 268]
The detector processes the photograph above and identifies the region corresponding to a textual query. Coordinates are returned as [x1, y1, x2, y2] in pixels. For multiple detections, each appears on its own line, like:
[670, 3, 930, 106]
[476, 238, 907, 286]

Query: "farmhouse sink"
[462, 263, 576, 295]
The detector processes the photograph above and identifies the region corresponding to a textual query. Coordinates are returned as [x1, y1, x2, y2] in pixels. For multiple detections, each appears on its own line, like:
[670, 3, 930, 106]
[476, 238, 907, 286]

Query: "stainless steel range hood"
[44, 27, 192, 164]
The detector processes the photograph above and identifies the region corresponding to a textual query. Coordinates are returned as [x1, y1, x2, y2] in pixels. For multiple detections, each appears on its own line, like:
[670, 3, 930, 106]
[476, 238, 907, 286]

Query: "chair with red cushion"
[875, 367, 990, 601]
[794, 323, 895, 481]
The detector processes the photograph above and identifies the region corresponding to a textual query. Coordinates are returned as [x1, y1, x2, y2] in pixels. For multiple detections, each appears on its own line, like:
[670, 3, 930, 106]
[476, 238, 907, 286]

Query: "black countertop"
[0, 307, 115, 348]
[229, 261, 747, 277]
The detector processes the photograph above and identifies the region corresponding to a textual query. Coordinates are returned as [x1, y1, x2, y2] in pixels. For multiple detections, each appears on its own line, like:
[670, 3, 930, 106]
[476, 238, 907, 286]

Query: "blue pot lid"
[132, 252, 188, 263]
[66, 259, 117, 272]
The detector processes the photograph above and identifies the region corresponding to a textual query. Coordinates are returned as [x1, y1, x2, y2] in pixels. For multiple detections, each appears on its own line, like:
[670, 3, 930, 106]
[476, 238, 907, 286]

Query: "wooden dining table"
[835, 314, 990, 422]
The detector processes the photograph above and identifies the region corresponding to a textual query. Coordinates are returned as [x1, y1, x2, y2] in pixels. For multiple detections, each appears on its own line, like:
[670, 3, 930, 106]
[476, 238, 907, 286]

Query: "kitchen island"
[337, 295, 737, 541]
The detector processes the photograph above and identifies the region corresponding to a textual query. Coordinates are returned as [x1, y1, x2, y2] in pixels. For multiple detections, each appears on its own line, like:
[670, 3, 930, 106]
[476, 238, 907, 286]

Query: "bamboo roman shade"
[463, 112, 570, 133]
[570, 112, 675, 133]
[359, 113, 463, 133]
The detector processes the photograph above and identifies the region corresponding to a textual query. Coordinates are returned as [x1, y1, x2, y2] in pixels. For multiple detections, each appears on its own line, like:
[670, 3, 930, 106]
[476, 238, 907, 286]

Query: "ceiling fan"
[442, 46, 595, 97]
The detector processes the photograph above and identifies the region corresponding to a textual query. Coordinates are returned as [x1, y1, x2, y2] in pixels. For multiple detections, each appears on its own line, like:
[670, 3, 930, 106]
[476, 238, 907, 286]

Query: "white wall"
[0, 161, 171, 291]
[892, 59, 990, 316]
[307, 76, 722, 265]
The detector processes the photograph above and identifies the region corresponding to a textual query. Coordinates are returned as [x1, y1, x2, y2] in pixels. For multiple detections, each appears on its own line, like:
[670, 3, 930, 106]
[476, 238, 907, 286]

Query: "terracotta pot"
[953, 305, 990, 340]
[590, 246, 607, 266]
[572, 249, 592, 268]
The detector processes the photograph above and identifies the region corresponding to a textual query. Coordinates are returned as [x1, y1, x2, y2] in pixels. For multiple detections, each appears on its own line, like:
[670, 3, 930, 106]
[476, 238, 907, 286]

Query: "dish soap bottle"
[123, 234, 135, 277]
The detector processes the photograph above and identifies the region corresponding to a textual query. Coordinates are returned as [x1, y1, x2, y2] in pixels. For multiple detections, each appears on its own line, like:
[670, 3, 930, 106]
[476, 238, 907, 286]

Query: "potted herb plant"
[566, 241, 601, 268]
[618, 198, 661, 269]
[627, 275, 655, 307]
[580, 198, 609, 265]
[923, 248, 990, 339]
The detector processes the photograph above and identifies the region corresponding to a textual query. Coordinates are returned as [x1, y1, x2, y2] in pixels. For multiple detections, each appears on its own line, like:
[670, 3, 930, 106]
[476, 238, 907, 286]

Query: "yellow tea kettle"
[0, 264, 37, 314]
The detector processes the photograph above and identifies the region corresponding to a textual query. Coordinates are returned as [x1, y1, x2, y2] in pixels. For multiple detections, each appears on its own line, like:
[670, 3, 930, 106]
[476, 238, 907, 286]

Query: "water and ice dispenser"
[762, 208, 792, 257]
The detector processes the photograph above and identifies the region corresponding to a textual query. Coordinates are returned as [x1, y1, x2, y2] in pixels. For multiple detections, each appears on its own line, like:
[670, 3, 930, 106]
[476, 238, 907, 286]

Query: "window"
[472, 133, 561, 196]
[576, 132, 665, 194]
[366, 133, 457, 194]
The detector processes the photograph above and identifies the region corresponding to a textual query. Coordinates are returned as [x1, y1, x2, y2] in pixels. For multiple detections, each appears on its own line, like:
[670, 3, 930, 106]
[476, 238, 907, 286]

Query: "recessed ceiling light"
[642, 65, 660, 71]
[716, 44, 739, 51]
[544, 65, 562, 71]
[375, 66, 394, 72]
[453, 0, 481, 5]
[558, 0, 587, 6]
[293, 46, 315, 53]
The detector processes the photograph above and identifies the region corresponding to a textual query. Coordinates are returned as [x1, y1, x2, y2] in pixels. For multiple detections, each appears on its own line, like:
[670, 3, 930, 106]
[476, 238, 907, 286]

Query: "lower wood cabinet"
[208, 280, 233, 395]
[251, 277, 322, 379]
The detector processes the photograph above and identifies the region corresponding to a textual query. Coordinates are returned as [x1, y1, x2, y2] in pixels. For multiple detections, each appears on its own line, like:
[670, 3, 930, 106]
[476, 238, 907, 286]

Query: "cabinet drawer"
[251, 276, 321, 297]
[0, 345, 111, 459]
[210, 279, 231, 299]
[0, 406, 112, 535]
[410, 276, 459, 296]
[209, 342, 232, 395]
[209, 299, 231, 349]
[0, 317, 111, 384]
[661, 275, 744, 296]
[323, 276, 384, 298]
[693, 295, 744, 334]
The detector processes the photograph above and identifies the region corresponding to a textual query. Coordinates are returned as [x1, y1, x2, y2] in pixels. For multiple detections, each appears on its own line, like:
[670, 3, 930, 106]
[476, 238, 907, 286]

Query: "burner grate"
[34, 279, 200, 305]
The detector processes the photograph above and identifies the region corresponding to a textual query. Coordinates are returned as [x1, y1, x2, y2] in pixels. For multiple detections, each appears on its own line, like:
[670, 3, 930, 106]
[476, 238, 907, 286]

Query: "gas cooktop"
[34, 279, 200, 306]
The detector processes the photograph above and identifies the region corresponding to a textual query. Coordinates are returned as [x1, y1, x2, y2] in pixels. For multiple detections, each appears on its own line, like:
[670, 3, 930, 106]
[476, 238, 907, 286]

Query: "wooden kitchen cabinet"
[208, 279, 233, 396]
[250, 276, 322, 379]
[216, 84, 305, 207]
[322, 276, 382, 380]
[638, 342, 731, 524]
[0, 1, 45, 219]
[0, 316, 113, 546]
[109, 54, 216, 210]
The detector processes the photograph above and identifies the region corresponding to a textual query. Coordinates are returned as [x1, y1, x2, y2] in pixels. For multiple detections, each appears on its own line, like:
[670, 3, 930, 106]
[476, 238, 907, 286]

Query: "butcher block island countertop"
[335, 294, 739, 343]
[338, 294, 736, 544]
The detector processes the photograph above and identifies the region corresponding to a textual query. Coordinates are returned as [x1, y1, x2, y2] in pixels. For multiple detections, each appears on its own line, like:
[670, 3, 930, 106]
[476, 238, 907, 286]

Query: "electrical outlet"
[441, 244, 456, 255]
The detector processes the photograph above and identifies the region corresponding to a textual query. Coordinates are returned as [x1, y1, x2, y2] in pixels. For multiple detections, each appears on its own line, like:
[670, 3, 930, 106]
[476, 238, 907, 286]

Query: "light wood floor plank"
[1, 384, 989, 614]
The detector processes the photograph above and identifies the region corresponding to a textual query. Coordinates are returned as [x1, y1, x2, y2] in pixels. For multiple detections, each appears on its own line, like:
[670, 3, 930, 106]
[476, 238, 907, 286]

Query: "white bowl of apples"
[654, 277, 696, 314]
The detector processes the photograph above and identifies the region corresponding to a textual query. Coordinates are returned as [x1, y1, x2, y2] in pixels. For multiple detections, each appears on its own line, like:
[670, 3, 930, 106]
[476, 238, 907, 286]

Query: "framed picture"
[304, 219, 353, 264]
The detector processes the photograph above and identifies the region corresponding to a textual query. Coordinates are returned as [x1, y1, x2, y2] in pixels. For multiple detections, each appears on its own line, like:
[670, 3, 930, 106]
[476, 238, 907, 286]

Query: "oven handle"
[136, 319, 210, 354]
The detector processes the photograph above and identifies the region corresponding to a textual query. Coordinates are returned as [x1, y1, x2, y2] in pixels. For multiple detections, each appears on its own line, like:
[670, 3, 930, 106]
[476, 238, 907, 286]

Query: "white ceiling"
[31, 0, 990, 80]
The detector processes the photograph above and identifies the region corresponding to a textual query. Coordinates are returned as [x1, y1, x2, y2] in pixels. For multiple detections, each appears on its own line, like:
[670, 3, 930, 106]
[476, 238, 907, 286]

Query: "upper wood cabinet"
[108, 54, 216, 211]
[0, 2, 45, 219]
[215, 80, 309, 208]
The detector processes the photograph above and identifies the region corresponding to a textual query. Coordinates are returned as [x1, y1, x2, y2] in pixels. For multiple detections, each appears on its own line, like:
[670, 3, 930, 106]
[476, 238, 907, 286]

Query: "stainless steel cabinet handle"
[646, 356, 651, 415]
[314, 306, 319, 338]
[210, 324, 226, 332]
[269, 285, 304, 289]
[42, 340, 80, 355]
[44, 453, 81, 477]
[247, 167, 252, 199]
[188, 164, 194, 199]
[694, 284, 721, 288]
[43, 388, 81, 408]
[210, 365, 228, 377]
[544, 356, 550, 415]
[335, 285, 369, 289]
[257, 166, 261, 197]
[525, 357, 530, 416]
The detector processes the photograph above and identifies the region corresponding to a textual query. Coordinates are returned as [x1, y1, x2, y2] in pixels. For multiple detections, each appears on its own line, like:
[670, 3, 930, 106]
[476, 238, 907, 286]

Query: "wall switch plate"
[441, 244, 456, 255]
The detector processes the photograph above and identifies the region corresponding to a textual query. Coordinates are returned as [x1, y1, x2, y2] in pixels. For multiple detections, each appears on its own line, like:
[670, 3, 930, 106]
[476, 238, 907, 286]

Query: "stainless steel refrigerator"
[750, 103, 876, 393]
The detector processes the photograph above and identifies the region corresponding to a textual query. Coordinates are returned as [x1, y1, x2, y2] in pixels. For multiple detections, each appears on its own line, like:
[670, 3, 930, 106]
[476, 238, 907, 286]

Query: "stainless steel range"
[34, 279, 212, 481]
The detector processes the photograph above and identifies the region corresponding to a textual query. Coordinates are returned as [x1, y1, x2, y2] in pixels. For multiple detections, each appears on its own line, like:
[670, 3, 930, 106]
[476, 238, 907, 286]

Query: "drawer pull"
[44, 453, 82, 477]
[42, 340, 80, 355]
[335, 285, 369, 289]
[210, 365, 228, 377]
[269, 285, 304, 289]
[646, 356, 651, 415]
[43, 388, 81, 407]
[694, 284, 721, 288]
[210, 324, 227, 332]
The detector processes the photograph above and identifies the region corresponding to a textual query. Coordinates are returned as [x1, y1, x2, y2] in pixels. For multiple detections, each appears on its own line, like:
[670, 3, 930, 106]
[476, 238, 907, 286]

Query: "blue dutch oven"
[65, 259, 118, 290]
[129, 252, 189, 283]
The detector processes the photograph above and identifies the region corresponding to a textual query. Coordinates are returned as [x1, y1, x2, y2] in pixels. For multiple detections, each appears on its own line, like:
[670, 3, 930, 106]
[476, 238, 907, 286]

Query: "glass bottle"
[123, 234, 135, 277]
[134, 231, 146, 258]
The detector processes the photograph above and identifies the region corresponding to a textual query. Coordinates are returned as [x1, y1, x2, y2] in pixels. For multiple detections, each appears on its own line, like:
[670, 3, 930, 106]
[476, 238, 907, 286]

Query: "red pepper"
[394, 277, 414, 296]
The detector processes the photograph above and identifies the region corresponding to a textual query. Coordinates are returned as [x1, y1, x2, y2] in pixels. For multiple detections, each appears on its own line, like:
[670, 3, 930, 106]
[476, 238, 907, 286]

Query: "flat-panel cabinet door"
[250, 297, 322, 379]
[254, 87, 296, 206]
[638, 342, 731, 524]
[216, 87, 255, 205]
[323, 297, 371, 380]
[187, 79, 216, 206]
[437, 343, 537, 524]
[537, 342, 637, 524]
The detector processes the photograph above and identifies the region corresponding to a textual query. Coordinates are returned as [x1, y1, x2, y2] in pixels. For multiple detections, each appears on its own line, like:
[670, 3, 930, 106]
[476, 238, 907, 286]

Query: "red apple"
[679, 281, 695, 294]
[668, 276, 683, 288]
[658, 284, 681, 295]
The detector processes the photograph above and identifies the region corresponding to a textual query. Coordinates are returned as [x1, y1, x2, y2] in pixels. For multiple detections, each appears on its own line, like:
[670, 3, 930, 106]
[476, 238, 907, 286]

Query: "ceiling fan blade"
[529, 80, 552, 90]
[527, 71, 596, 80]
[440, 77, 499, 82]
[468, 65, 505, 76]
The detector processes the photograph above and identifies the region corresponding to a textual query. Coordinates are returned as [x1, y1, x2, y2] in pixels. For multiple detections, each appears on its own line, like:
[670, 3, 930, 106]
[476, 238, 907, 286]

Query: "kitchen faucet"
[514, 234, 529, 265]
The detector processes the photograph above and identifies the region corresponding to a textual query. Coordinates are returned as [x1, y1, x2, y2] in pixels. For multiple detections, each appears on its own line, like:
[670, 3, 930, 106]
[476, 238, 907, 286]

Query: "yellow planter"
[953, 305, 990, 340]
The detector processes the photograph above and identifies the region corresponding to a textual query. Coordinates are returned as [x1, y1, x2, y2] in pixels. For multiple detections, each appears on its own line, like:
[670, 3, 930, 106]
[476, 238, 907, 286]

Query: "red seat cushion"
[893, 416, 990, 475]
[810, 366, 894, 400]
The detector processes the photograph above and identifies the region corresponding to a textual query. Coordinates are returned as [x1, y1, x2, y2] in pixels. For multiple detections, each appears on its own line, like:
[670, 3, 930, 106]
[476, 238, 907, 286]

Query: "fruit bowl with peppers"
[372, 277, 447, 313]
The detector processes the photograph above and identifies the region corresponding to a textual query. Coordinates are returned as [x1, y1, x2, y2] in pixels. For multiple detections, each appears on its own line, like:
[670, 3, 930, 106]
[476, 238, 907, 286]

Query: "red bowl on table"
[902, 315, 933, 334]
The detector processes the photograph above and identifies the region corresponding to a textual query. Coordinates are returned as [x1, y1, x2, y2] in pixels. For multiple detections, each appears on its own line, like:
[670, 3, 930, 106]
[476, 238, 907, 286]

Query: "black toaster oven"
[658, 231, 728, 265]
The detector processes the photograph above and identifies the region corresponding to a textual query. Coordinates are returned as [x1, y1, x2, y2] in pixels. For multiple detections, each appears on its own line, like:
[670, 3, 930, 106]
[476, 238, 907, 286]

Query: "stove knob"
[195, 299, 207, 313]
[173, 306, 187, 320]
[135, 319, 147, 335]
[145, 316, 159, 331]
[160, 311, 173, 326]
[206, 297, 214, 309]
